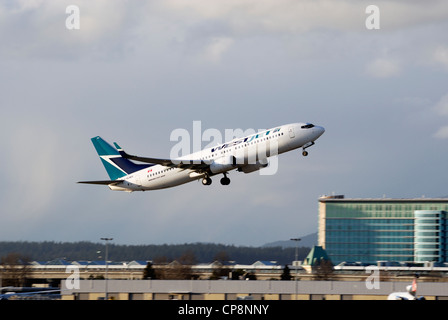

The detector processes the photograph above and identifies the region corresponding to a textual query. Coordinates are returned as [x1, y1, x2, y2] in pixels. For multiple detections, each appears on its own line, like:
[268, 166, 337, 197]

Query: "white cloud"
[433, 93, 448, 116]
[1, 0, 448, 67]
[432, 93, 448, 139]
[434, 46, 448, 70]
[365, 58, 401, 78]
[2, 0, 448, 245]
[162, 0, 448, 33]
[1, 123, 60, 219]
[163, 0, 361, 34]
[0, 1, 146, 60]
[433, 126, 448, 139]
[203, 37, 234, 63]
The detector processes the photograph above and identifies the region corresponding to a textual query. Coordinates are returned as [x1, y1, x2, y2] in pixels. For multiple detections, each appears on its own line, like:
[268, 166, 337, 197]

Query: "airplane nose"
[315, 126, 325, 138]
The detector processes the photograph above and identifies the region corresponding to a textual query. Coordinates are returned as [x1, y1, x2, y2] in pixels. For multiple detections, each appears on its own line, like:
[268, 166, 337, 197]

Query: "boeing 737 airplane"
[78, 122, 325, 192]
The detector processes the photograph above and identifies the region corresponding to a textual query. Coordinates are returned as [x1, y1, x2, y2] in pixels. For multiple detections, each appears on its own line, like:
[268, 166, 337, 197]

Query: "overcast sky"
[1, 1, 448, 247]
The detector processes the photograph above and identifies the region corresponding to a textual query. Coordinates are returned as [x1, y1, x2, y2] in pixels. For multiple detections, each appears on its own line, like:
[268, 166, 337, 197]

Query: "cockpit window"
[301, 123, 315, 129]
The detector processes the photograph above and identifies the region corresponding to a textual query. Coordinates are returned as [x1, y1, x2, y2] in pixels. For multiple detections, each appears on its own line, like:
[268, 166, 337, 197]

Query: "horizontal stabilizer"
[77, 180, 123, 185]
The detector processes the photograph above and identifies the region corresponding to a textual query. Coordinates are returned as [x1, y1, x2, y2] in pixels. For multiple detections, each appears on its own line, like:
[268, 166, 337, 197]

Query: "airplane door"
[289, 127, 295, 138]
[135, 174, 141, 186]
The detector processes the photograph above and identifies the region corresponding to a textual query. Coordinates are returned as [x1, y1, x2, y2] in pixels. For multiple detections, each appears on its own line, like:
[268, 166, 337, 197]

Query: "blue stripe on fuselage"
[110, 157, 154, 175]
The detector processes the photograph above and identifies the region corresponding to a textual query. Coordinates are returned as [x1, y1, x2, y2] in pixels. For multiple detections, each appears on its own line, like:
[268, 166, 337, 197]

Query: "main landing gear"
[220, 173, 230, 185]
[201, 173, 231, 186]
[202, 176, 212, 185]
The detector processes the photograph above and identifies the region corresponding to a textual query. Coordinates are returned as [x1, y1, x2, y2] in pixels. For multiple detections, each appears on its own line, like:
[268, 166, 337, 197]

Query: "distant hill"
[262, 232, 317, 249]
[0, 241, 311, 266]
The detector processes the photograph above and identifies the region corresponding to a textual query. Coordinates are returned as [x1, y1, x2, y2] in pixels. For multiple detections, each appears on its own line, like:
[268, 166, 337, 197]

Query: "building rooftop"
[319, 195, 448, 203]
[303, 246, 330, 266]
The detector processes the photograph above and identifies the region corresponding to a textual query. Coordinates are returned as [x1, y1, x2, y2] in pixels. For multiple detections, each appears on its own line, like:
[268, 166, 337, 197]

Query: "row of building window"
[326, 231, 447, 238]
[329, 255, 415, 262]
[415, 244, 444, 249]
[327, 211, 415, 218]
[328, 203, 448, 212]
[327, 225, 414, 231]
[326, 243, 413, 249]
[326, 231, 415, 237]
[326, 205, 448, 219]
[327, 249, 414, 256]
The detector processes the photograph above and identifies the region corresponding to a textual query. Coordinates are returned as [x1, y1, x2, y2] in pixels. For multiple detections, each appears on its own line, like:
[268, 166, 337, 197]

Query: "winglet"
[113, 142, 122, 151]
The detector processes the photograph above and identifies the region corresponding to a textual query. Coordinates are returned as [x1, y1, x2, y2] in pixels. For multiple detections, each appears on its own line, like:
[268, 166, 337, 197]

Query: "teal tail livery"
[90, 136, 151, 180]
[78, 136, 152, 189]
[78, 123, 325, 192]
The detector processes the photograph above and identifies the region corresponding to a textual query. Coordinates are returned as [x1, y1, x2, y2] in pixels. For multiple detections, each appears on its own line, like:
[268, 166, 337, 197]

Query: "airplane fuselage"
[107, 122, 324, 192]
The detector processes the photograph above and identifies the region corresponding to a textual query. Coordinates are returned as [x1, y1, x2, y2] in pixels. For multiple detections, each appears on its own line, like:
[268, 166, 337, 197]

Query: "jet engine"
[237, 159, 268, 173]
[210, 155, 237, 174]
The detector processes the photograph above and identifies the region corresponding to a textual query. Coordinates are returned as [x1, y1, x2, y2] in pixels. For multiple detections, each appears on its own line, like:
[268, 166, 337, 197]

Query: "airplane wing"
[77, 180, 124, 185]
[113, 143, 209, 170]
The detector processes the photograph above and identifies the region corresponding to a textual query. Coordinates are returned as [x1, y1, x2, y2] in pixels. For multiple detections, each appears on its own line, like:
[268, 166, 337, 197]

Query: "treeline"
[0, 241, 310, 265]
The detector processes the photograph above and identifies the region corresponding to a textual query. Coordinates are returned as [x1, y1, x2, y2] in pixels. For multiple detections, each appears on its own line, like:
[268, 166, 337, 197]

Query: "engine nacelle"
[210, 156, 237, 174]
[237, 159, 268, 174]
[109, 184, 133, 192]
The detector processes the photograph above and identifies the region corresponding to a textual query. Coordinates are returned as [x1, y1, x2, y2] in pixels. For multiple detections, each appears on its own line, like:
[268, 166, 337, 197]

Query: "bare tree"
[213, 251, 230, 263]
[142, 262, 157, 279]
[156, 260, 196, 280]
[0, 253, 31, 287]
[178, 250, 198, 265]
[312, 259, 334, 280]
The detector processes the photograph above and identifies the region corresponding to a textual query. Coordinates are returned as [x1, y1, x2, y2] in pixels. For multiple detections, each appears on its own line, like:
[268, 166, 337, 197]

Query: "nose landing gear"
[302, 141, 315, 157]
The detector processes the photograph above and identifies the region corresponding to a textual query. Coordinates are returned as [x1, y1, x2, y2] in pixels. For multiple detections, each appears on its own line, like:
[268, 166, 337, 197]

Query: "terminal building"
[318, 195, 448, 265]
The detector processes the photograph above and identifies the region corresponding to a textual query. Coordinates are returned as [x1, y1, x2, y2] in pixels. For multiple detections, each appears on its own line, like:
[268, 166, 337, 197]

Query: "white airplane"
[0, 287, 61, 300]
[387, 278, 425, 300]
[78, 122, 325, 192]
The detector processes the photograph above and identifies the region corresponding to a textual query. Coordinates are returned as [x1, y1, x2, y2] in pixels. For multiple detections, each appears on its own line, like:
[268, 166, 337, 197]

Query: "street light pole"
[290, 238, 301, 300]
[101, 237, 113, 300]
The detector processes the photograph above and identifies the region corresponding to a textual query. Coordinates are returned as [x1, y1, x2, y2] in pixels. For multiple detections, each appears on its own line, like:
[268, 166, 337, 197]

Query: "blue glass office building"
[318, 195, 448, 264]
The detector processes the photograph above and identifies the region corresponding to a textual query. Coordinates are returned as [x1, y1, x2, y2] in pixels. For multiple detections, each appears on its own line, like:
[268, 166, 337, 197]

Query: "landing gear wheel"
[302, 150, 308, 156]
[202, 177, 212, 185]
[220, 173, 231, 185]
[220, 177, 231, 185]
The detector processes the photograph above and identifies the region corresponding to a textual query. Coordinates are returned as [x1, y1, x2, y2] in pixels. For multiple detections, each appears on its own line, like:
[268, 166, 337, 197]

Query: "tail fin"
[91, 136, 150, 180]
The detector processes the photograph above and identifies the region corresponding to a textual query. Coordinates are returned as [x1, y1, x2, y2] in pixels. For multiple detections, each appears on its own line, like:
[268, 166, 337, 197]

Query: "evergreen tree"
[280, 265, 292, 280]
[142, 262, 157, 279]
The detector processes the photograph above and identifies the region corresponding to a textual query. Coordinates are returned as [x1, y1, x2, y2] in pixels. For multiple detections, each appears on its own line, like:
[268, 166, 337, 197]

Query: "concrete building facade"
[61, 279, 448, 300]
